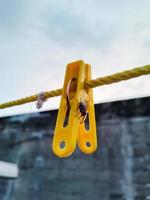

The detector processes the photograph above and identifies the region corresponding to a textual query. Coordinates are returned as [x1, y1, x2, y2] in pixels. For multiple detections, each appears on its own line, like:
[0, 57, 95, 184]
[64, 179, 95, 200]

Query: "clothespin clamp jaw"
[52, 60, 97, 157]
[78, 64, 97, 154]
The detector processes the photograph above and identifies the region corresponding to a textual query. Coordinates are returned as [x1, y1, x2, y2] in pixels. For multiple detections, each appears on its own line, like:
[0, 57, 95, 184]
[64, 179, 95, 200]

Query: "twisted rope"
[0, 65, 150, 109]
[84, 65, 150, 88]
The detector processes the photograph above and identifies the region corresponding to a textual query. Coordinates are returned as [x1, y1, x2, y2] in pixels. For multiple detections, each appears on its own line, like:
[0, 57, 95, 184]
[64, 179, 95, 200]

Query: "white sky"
[0, 0, 150, 117]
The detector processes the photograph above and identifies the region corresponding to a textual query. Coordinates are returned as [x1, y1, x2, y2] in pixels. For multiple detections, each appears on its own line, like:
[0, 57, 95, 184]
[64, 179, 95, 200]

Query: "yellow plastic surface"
[78, 64, 97, 154]
[52, 60, 97, 157]
[52, 60, 85, 157]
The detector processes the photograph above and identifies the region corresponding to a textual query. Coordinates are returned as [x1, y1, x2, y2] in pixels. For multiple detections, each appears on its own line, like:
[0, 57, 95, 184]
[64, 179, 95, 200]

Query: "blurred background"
[0, 0, 150, 199]
[0, 0, 150, 117]
[0, 97, 150, 200]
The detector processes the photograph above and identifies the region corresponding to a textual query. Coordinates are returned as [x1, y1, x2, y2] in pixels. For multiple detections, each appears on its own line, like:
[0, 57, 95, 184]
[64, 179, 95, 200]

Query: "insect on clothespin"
[52, 60, 97, 157]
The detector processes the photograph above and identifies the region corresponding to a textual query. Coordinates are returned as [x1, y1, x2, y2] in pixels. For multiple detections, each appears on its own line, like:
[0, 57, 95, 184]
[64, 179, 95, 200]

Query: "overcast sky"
[0, 0, 150, 117]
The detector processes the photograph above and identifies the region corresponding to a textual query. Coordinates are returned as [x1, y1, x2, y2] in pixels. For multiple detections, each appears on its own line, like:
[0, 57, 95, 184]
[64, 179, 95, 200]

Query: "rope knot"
[36, 92, 47, 109]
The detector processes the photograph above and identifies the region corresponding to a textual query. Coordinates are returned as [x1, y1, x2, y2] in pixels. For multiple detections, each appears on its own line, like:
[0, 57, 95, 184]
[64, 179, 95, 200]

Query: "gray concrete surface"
[0, 97, 150, 200]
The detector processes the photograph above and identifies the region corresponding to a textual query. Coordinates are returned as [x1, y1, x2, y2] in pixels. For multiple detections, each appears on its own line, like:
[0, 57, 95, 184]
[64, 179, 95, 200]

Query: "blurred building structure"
[0, 97, 150, 200]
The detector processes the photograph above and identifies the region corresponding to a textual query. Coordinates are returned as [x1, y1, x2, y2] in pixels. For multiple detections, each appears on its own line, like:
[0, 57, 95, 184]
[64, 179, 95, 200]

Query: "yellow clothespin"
[52, 60, 97, 157]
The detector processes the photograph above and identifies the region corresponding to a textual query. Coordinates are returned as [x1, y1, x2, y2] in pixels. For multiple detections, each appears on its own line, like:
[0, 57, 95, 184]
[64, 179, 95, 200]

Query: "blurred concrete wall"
[0, 97, 150, 200]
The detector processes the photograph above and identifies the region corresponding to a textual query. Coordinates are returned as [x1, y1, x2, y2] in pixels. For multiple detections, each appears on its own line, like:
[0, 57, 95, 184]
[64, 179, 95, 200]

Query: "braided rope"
[0, 65, 150, 109]
[84, 65, 150, 88]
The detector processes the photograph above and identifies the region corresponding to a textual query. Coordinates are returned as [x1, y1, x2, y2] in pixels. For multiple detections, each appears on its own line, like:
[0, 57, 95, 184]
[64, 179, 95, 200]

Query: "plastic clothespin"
[52, 60, 97, 157]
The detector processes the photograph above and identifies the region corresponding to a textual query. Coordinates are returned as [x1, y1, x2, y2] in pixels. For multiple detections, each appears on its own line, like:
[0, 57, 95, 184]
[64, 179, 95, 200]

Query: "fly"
[66, 78, 88, 124]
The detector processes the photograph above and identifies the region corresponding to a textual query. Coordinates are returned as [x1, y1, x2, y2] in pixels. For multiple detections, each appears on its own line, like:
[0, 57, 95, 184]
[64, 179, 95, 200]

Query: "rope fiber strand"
[0, 64, 150, 109]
